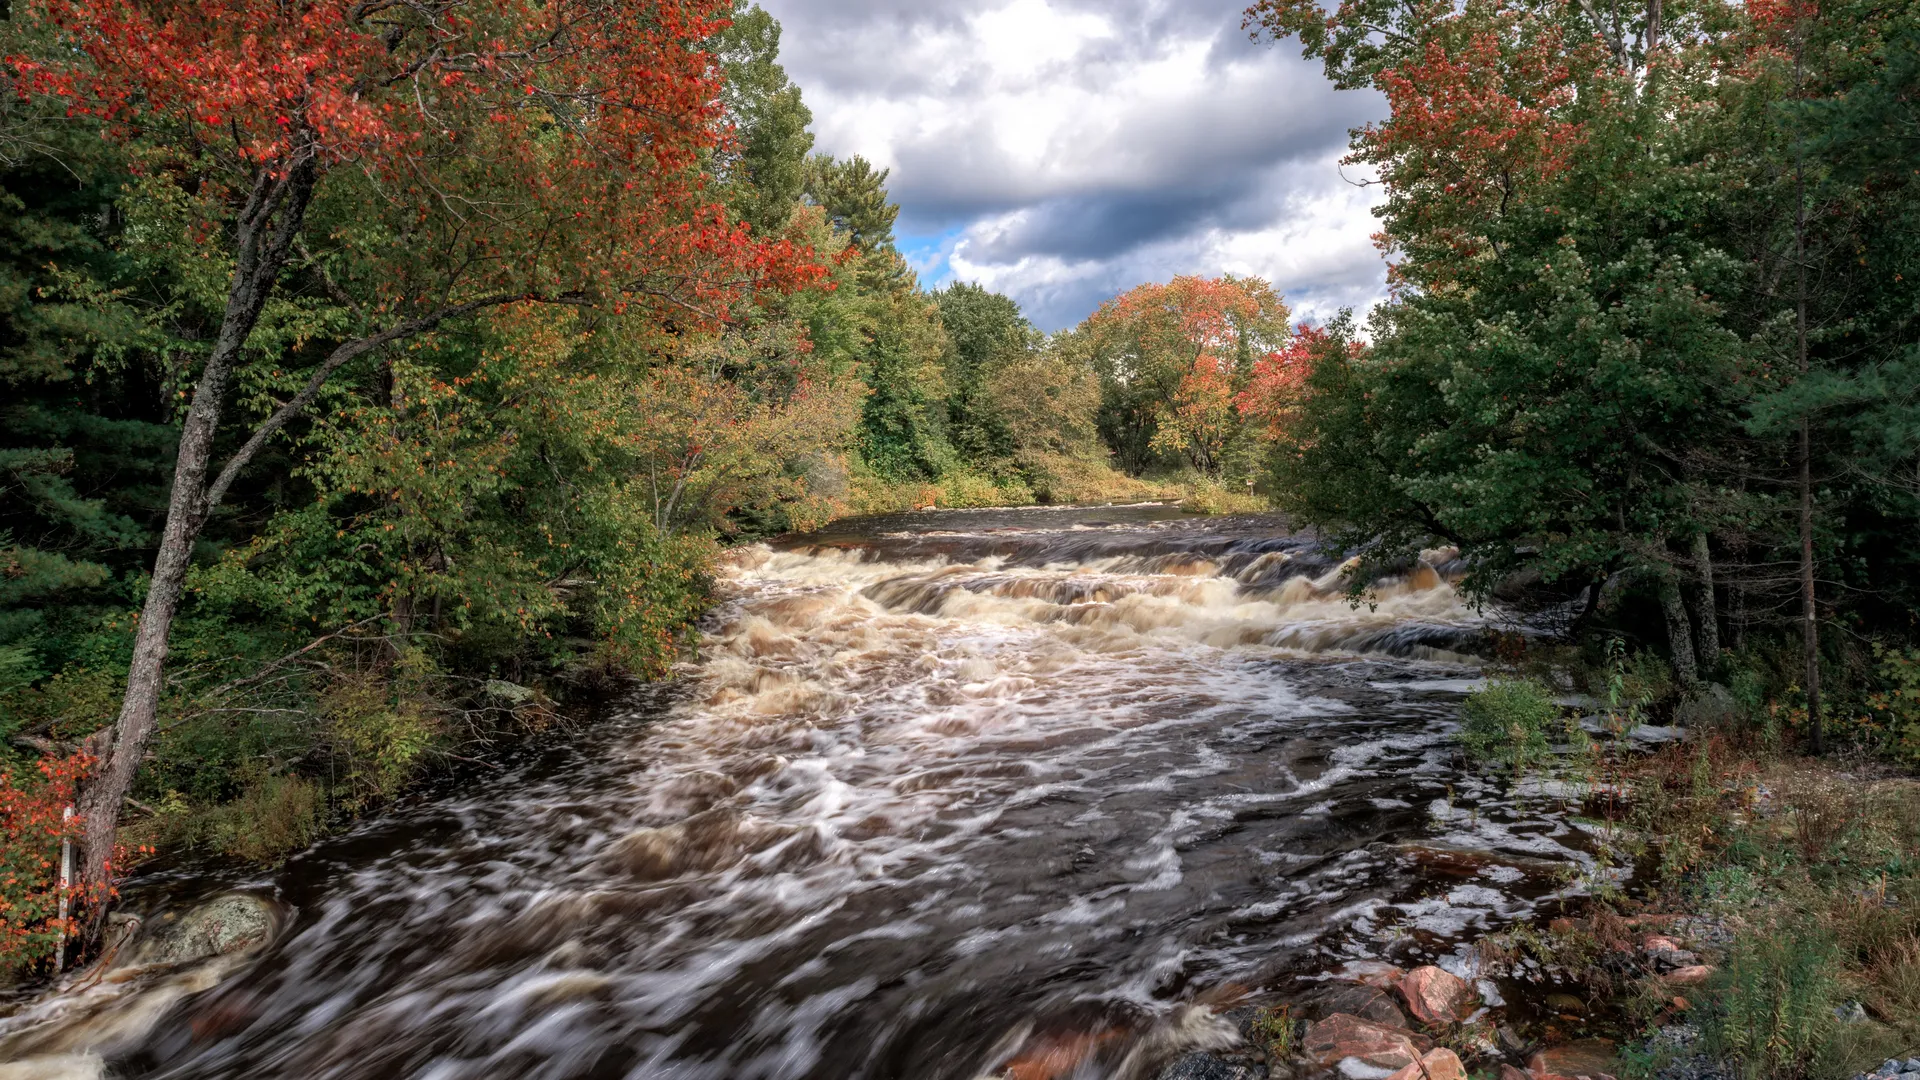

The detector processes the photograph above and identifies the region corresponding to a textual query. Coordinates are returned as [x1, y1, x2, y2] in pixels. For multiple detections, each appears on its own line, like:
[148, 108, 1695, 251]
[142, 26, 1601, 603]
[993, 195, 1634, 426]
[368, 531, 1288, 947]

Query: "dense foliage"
[1246, 0, 1920, 746]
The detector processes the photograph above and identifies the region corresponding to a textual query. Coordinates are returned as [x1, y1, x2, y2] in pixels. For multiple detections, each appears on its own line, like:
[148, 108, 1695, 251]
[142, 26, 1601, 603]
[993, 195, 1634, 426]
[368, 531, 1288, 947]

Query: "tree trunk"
[1657, 570, 1700, 689]
[1800, 417, 1822, 753]
[1793, 81, 1823, 754]
[75, 160, 317, 900]
[1689, 530, 1720, 671]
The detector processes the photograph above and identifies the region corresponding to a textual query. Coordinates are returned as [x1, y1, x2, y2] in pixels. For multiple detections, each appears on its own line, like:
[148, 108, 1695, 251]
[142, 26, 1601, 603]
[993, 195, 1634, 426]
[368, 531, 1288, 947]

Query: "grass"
[1249, 1004, 1296, 1058]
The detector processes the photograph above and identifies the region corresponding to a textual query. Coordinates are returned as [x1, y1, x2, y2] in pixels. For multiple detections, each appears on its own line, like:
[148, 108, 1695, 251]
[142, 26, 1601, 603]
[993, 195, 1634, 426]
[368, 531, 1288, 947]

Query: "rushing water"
[2, 506, 1613, 1080]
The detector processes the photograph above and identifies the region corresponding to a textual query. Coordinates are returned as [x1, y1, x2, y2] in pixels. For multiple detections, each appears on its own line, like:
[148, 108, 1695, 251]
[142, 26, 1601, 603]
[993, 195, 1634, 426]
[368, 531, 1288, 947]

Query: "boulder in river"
[1397, 965, 1474, 1025]
[126, 893, 280, 968]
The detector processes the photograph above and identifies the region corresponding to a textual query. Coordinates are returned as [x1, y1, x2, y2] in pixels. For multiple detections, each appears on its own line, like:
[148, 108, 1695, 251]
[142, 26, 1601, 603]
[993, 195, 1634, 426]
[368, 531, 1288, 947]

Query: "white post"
[54, 805, 73, 975]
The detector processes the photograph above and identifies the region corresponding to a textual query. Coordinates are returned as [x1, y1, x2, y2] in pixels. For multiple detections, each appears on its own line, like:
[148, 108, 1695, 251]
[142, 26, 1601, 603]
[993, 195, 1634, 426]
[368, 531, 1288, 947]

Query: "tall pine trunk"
[1793, 101, 1823, 754]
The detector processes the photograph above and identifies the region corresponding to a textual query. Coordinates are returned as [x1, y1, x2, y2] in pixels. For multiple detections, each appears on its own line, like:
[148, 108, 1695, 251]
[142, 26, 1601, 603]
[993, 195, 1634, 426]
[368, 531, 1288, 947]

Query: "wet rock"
[1543, 992, 1586, 1016]
[1642, 935, 1699, 972]
[1310, 984, 1410, 1029]
[1397, 965, 1474, 1025]
[1529, 1039, 1619, 1080]
[1155, 1053, 1264, 1080]
[1303, 1014, 1430, 1074]
[128, 894, 280, 968]
[1662, 965, 1714, 986]
[1333, 960, 1406, 990]
[1396, 845, 1566, 881]
[1500, 1067, 1532, 1080]
[1385, 1049, 1465, 1080]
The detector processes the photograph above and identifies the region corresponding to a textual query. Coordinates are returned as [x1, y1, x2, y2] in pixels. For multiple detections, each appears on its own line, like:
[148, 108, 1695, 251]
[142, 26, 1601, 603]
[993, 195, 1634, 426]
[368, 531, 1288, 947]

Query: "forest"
[0, 0, 1919, 1074]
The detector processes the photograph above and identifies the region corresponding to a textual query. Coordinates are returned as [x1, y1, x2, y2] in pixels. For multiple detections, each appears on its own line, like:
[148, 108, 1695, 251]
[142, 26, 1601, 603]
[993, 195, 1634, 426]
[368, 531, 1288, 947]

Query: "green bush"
[1459, 678, 1564, 771]
[1704, 928, 1846, 1080]
[1868, 643, 1920, 764]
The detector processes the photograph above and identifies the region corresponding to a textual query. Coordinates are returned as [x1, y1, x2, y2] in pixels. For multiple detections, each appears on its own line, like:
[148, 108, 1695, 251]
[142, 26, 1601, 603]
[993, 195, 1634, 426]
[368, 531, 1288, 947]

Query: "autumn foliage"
[0, 753, 93, 971]
[1081, 275, 1290, 474]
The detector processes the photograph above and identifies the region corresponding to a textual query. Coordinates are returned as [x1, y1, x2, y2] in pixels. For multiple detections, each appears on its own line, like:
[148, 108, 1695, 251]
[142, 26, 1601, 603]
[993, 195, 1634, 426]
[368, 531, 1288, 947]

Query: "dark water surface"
[1, 506, 1609, 1080]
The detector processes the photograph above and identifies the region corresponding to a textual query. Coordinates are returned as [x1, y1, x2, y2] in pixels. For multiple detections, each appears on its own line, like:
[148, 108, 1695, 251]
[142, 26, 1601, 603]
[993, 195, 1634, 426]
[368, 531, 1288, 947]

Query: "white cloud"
[758, 0, 1389, 329]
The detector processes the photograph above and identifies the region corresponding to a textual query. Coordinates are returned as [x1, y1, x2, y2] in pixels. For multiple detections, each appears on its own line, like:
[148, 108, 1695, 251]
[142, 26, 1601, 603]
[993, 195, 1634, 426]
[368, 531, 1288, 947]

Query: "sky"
[755, 0, 1390, 331]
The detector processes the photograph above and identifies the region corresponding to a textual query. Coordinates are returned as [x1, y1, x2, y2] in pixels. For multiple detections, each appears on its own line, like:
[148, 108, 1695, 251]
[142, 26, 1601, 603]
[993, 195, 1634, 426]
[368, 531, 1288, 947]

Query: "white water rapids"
[0, 505, 1614, 1080]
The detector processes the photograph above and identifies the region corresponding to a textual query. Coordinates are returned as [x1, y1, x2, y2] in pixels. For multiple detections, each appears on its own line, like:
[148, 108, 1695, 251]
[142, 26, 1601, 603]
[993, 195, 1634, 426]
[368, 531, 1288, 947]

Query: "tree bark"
[1800, 417, 1822, 753]
[1688, 530, 1720, 671]
[76, 160, 318, 899]
[1657, 569, 1700, 689]
[1793, 69, 1823, 754]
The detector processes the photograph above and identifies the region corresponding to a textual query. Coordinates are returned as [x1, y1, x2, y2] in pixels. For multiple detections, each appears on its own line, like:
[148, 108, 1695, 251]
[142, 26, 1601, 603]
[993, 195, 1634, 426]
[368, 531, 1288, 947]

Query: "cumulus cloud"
[758, 0, 1389, 329]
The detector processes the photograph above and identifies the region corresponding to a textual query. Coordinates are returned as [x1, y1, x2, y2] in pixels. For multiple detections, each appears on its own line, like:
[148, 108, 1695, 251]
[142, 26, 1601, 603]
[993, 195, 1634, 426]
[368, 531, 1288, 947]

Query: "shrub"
[1459, 678, 1563, 771]
[1867, 643, 1920, 764]
[0, 753, 92, 976]
[1704, 928, 1846, 1080]
[210, 770, 324, 864]
[1181, 477, 1268, 515]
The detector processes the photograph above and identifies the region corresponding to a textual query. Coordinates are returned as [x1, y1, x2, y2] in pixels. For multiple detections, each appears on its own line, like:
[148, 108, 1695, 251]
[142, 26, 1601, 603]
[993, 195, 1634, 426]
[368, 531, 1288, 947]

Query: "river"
[1, 505, 1610, 1080]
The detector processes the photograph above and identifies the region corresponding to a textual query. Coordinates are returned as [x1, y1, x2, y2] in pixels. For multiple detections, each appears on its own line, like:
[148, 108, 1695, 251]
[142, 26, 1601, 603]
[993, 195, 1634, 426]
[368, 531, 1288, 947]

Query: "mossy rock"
[127, 893, 282, 968]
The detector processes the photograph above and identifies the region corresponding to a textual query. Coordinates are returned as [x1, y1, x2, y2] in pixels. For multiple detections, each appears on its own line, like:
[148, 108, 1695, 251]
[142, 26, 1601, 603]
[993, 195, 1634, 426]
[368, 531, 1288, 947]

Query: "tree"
[1079, 275, 1290, 475]
[713, 2, 816, 235]
[805, 154, 900, 255]
[934, 282, 1034, 466]
[6, 0, 821, 900]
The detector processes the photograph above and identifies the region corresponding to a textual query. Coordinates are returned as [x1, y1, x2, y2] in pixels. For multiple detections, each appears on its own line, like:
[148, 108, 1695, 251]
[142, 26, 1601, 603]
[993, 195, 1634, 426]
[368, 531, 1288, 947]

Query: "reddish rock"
[1315, 983, 1411, 1029]
[1304, 1013, 1431, 1073]
[1385, 1048, 1466, 1080]
[1397, 965, 1475, 1025]
[1499, 1067, 1532, 1080]
[1529, 1039, 1620, 1080]
[1643, 935, 1682, 953]
[1663, 965, 1714, 986]
[1548, 917, 1580, 935]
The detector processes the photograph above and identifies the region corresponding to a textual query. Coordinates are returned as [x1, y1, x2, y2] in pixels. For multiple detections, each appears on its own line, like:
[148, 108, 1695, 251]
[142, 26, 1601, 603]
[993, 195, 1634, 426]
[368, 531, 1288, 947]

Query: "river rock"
[1303, 1014, 1431, 1074]
[1499, 1067, 1531, 1080]
[1155, 1054, 1263, 1080]
[1333, 960, 1406, 989]
[1529, 1039, 1620, 1080]
[1385, 1048, 1465, 1080]
[127, 893, 280, 968]
[1310, 983, 1410, 1029]
[1397, 965, 1474, 1025]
